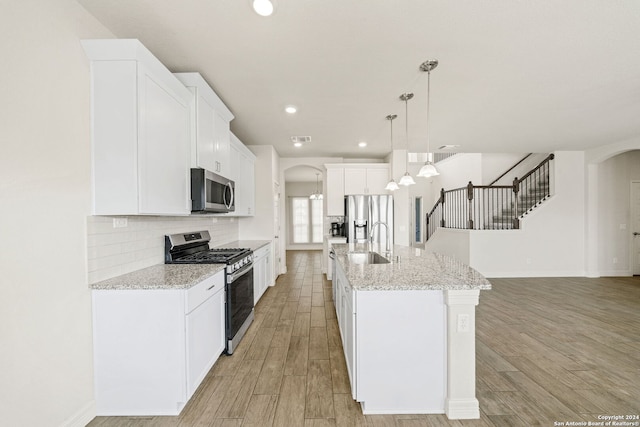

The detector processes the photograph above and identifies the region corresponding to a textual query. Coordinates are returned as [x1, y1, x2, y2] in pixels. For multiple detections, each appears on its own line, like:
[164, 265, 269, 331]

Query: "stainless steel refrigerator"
[345, 195, 394, 248]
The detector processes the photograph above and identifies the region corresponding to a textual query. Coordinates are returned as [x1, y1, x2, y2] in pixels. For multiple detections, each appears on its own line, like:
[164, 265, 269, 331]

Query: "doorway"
[631, 181, 640, 275]
[410, 196, 423, 248]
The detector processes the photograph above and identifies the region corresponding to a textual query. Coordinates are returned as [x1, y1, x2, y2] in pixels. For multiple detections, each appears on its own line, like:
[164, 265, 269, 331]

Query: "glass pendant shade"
[417, 161, 440, 178]
[398, 172, 416, 186]
[385, 179, 400, 191]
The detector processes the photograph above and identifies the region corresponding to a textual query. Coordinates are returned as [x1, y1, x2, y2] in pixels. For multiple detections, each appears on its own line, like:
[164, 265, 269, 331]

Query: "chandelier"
[309, 172, 323, 200]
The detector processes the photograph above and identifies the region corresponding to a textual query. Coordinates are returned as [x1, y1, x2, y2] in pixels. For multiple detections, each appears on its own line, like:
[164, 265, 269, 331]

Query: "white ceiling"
[78, 0, 640, 159]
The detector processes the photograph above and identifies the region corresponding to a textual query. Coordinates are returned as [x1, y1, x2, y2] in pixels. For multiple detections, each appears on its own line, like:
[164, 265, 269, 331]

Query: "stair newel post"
[425, 212, 430, 241]
[466, 181, 474, 229]
[440, 188, 446, 228]
[512, 177, 520, 229]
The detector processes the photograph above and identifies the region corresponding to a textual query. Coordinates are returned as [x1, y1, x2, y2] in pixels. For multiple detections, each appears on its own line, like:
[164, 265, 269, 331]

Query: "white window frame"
[289, 196, 323, 244]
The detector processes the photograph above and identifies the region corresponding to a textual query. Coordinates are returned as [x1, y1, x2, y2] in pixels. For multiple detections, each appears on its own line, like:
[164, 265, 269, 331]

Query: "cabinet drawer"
[186, 271, 225, 313]
[253, 245, 269, 259]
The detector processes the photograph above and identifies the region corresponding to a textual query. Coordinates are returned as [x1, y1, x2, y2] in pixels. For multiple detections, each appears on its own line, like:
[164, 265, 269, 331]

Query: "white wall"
[480, 153, 526, 184]
[0, 1, 112, 425]
[597, 150, 640, 275]
[426, 152, 586, 277]
[389, 150, 411, 246]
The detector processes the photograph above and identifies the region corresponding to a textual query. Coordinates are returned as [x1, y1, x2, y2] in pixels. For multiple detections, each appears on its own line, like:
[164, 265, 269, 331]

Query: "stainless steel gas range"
[164, 231, 254, 355]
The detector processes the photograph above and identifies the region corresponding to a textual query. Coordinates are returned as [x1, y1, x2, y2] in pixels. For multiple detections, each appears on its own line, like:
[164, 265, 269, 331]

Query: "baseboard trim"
[60, 400, 96, 427]
[483, 270, 586, 279]
[597, 270, 633, 277]
[445, 397, 479, 419]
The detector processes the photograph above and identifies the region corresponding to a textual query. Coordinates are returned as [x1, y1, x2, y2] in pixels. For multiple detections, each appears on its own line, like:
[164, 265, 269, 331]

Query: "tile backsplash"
[87, 215, 239, 284]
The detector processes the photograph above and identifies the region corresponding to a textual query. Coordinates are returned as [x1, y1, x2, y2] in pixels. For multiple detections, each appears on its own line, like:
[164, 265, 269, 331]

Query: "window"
[290, 197, 323, 244]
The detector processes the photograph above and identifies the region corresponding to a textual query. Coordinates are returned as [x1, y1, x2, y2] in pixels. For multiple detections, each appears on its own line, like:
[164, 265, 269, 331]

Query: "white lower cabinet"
[186, 284, 225, 396]
[334, 260, 446, 414]
[324, 236, 346, 280]
[253, 244, 272, 304]
[92, 271, 225, 415]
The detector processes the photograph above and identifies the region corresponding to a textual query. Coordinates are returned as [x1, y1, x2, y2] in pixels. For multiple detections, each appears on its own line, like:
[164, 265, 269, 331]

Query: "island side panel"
[444, 289, 480, 419]
[355, 289, 446, 414]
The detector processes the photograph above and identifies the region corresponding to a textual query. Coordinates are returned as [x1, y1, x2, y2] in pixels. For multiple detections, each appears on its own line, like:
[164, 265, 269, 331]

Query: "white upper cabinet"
[326, 165, 345, 216]
[82, 39, 192, 215]
[173, 73, 234, 178]
[344, 165, 389, 195]
[228, 133, 256, 216]
[325, 164, 390, 216]
[362, 166, 390, 194]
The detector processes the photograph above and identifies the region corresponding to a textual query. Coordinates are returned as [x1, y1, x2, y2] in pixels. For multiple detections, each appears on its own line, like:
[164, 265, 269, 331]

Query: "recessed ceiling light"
[293, 142, 302, 148]
[285, 105, 297, 114]
[252, 0, 273, 16]
[358, 141, 367, 148]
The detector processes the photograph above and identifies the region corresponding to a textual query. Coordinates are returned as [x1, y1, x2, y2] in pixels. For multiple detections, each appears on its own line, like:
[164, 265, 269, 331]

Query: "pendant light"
[384, 114, 400, 191]
[398, 93, 416, 186]
[417, 59, 440, 178]
[309, 172, 323, 200]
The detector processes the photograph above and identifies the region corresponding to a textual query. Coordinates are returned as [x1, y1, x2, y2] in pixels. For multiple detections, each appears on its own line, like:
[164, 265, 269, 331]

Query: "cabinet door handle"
[207, 284, 217, 291]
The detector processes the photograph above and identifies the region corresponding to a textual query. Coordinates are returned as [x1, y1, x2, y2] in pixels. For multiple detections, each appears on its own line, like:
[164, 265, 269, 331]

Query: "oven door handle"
[228, 262, 253, 284]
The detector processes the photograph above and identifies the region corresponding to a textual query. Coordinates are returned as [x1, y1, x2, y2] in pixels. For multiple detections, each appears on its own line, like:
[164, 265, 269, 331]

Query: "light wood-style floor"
[89, 251, 640, 427]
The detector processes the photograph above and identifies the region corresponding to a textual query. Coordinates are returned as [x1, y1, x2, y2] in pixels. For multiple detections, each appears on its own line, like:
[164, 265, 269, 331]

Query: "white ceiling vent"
[291, 136, 312, 144]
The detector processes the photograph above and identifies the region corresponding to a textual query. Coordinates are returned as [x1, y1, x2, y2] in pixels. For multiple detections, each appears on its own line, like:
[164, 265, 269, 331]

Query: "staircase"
[490, 170, 550, 228]
[426, 154, 554, 239]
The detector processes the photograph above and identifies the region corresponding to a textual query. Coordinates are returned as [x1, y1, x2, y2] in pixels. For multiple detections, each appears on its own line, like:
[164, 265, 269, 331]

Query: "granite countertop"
[91, 240, 271, 290]
[91, 264, 226, 290]
[332, 243, 491, 291]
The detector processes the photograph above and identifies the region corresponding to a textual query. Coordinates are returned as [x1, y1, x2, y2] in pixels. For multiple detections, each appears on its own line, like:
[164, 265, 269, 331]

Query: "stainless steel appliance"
[164, 231, 253, 355]
[345, 195, 393, 250]
[191, 168, 235, 213]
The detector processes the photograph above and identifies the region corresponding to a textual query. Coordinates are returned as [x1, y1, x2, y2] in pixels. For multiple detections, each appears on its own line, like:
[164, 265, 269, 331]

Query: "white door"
[274, 182, 281, 278]
[631, 181, 640, 275]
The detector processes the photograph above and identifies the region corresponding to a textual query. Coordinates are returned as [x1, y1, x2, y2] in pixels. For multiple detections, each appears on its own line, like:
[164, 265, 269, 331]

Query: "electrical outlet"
[457, 314, 470, 333]
[620, 224, 627, 230]
[613, 257, 618, 264]
[526, 258, 532, 265]
[211, 217, 218, 223]
[112, 218, 128, 228]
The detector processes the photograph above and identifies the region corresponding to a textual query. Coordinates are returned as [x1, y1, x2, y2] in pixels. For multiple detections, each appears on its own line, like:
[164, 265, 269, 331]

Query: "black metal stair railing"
[425, 154, 554, 241]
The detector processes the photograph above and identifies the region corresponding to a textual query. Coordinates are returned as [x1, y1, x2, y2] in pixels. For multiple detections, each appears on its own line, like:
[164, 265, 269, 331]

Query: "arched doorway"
[586, 138, 640, 277]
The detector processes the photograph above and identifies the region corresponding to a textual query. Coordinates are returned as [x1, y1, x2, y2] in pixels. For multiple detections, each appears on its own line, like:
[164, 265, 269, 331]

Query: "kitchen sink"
[347, 251, 390, 265]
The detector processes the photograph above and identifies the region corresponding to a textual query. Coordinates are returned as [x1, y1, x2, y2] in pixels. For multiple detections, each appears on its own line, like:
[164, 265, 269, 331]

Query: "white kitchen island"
[331, 243, 491, 419]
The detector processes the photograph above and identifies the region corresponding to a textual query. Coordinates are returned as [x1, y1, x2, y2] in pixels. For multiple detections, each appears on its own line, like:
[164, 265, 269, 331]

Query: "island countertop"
[332, 243, 491, 291]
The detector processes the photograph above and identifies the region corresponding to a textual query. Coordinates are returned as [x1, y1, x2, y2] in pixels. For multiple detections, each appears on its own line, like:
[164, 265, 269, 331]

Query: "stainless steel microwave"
[191, 168, 235, 213]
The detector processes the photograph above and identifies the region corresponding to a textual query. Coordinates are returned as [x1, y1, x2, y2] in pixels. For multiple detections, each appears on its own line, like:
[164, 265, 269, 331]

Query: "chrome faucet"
[369, 221, 391, 255]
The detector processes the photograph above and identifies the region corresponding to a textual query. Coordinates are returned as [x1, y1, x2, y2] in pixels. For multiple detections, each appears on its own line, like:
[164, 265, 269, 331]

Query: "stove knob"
[234, 262, 240, 270]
